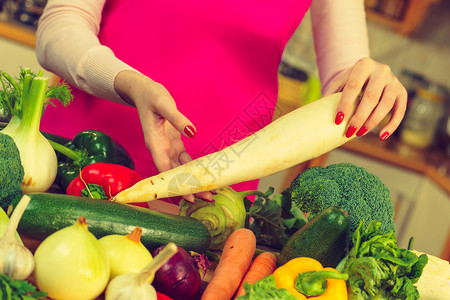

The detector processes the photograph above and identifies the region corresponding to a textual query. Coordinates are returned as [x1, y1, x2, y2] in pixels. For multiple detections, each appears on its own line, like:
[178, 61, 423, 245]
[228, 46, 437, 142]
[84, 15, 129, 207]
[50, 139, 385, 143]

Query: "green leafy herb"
[0, 274, 47, 299]
[236, 275, 297, 300]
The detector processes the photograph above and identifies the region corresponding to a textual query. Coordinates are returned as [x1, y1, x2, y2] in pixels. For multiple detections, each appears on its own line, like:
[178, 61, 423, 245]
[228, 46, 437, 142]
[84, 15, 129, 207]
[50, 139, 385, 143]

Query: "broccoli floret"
[0, 133, 24, 212]
[288, 163, 395, 239]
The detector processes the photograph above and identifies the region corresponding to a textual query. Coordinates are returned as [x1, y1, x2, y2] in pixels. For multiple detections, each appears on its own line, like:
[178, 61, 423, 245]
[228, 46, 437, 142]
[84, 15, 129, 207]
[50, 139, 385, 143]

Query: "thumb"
[323, 69, 350, 96]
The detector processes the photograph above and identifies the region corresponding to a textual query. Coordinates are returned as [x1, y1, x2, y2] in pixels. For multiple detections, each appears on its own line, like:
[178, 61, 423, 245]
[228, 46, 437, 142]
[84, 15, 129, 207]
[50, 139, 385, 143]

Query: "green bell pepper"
[49, 130, 135, 191]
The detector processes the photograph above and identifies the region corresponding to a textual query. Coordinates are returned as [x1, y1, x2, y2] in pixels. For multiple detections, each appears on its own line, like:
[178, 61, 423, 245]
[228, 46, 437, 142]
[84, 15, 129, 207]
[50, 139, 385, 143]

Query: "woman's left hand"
[324, 57, 408, 140]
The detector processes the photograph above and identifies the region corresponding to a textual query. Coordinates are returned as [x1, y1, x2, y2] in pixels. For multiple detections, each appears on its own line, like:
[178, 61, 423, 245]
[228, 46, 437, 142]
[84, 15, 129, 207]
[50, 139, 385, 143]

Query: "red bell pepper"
[66, 162, 148, 208]
[157, 292, 174, 300]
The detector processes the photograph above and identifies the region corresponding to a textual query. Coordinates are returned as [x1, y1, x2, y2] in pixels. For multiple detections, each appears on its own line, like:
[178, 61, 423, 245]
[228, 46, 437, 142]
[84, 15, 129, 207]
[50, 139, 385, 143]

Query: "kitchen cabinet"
[400, 176, 450, 260]
[365, 0, 442, 35]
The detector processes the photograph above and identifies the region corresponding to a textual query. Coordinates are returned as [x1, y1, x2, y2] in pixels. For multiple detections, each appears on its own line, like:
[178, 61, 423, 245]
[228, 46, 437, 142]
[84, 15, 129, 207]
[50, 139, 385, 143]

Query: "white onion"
[34, 217, 110, 300]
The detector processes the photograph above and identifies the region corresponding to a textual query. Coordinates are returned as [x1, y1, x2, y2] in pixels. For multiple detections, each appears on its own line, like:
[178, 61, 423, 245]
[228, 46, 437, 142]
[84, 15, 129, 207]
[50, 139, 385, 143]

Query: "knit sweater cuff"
[76, 45, 137, 105]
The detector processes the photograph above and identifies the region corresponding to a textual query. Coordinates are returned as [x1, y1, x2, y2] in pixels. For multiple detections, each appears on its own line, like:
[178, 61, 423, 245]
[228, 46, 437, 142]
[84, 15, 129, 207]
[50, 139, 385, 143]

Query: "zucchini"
[15, 193, 211, 253]
[278, 206, 350, 268]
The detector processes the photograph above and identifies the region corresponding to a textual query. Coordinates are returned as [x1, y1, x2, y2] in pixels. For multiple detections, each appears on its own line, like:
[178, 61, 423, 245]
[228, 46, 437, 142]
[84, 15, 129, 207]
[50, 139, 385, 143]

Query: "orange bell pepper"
[273, 257, 348, 300]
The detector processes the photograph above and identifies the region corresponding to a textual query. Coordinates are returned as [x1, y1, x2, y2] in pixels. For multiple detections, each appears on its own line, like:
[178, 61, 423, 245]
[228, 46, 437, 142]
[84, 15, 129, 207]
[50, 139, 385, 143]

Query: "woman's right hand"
[114, 70, 213, 202]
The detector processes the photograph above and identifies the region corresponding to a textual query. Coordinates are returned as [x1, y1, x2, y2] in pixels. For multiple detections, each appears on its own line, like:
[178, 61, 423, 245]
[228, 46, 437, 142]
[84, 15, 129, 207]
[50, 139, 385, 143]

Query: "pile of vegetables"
[2, 193, 208, 300]
[0, 67, 442, 299]
[224, 216, 429, 300]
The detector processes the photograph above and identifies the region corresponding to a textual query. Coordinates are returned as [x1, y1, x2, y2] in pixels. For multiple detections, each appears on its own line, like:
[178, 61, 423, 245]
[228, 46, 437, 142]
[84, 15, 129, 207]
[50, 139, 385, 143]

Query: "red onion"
[152, 245, 202, 300]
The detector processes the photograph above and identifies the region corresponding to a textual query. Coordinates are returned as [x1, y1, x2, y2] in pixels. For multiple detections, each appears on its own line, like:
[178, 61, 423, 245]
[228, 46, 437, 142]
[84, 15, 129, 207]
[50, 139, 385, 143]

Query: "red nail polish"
[380, 131, 390, 141]
[335, 112, 344, 125]
[356, 126, 368, 137]
[184, 125, 196, 138]
[346, 125, 357, 138]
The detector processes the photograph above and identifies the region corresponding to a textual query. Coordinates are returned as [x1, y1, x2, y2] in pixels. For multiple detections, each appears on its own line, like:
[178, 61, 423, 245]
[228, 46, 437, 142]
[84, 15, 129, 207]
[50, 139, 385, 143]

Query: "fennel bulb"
[0, 68, 73, 193]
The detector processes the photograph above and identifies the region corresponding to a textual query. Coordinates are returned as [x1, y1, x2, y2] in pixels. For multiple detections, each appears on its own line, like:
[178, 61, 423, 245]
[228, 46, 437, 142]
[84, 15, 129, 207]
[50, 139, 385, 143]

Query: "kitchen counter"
[0, 19, 36, 48]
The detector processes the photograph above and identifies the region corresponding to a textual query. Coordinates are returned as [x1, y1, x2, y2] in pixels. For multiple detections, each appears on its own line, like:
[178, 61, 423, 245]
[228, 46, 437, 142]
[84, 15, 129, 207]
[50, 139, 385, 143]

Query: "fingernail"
[183, 195, 196, 203]
[335, 112, 344, 125]
[184, 125, 196, 138]
[346, 125, 357, 138]
[203, 197, 215, 203]
[380, 131, 390, 141]
[356, 126, 368, 137]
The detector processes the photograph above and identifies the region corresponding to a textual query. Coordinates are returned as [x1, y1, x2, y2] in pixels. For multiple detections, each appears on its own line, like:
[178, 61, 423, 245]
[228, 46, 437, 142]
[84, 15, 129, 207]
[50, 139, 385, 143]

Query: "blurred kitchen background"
[0, 0, 449, 259]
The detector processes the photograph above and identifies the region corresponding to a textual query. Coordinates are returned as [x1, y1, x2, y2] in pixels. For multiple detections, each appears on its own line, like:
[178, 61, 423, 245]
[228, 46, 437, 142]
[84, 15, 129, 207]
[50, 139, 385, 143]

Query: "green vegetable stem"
[294, 270, 348, 297]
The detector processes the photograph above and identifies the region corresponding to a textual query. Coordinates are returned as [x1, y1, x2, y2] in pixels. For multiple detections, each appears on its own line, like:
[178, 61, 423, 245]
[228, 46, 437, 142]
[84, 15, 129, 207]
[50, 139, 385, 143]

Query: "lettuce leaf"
[338, 220, 428, 300]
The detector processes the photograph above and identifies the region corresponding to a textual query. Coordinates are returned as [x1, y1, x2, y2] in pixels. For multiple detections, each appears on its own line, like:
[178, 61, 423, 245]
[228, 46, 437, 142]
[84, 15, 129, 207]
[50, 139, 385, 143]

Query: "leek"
[0, 68, 73, 193]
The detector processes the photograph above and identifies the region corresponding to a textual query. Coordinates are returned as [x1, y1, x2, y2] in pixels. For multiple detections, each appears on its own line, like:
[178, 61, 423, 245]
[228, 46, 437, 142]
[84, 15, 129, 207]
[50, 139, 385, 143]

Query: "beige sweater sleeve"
[35, 0, 135, 104]
[310, 0, 370, 93]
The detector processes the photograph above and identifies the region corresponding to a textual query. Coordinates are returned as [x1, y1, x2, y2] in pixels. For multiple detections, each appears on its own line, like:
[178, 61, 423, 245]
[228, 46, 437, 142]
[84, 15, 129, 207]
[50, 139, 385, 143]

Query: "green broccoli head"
[289, 163, 395, 237]
[0, 133, 24, 212]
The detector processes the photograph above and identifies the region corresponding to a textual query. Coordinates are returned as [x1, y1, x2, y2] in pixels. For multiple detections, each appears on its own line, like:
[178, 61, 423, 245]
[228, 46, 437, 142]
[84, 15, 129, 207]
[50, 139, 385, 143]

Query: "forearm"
[35, 0, 135, 104]
[310, 0, 370, 93]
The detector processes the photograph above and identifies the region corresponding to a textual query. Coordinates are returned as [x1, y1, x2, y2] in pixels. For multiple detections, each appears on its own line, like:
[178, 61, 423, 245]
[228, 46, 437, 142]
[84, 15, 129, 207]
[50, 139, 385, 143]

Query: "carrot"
[233, 251, 278, 298]
[201, 228, 256, 300]
[114, 92, 358, 204]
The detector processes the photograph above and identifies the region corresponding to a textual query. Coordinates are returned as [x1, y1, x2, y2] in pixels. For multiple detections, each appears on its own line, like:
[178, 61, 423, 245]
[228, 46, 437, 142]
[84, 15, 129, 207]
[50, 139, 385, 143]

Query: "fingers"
[335, 58, 373, 127]
[179, 152, 215, 202]
[334, 58, 408, 140]
[150, 84, 197, 139]
[128, 75, 215, 203]
[147, 128, 214, 203]
[377, 92, 407, 140]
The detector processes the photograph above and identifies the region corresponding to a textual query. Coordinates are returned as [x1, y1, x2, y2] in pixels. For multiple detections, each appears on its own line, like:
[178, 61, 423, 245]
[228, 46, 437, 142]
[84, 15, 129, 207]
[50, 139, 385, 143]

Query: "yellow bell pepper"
[273, 257, 348, 300]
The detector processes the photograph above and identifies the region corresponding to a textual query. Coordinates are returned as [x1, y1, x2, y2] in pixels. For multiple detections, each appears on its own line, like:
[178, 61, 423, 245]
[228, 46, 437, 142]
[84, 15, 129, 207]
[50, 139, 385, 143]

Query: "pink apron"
[41, 0, 312, 195]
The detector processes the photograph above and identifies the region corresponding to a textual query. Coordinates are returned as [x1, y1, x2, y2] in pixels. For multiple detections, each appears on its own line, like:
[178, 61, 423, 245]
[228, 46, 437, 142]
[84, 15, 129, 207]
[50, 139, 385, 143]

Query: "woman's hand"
[324, 57, 407, 140]
[114, 70, 213, 202]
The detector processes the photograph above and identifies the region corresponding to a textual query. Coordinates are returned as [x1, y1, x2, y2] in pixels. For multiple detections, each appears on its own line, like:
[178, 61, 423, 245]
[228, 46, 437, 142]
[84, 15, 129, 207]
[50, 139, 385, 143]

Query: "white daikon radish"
[114, 92, 357, 203]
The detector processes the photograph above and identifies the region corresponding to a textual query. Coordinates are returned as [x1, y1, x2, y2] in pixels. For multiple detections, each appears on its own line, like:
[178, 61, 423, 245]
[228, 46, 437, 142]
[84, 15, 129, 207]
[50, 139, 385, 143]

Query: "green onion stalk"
[179, 187, 265, 249]
[0, 68, 73, 193]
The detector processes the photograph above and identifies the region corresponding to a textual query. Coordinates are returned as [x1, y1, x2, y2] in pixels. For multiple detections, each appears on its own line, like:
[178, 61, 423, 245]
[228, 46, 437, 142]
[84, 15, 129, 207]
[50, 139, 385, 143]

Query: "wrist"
[114, 70, 142, 106]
